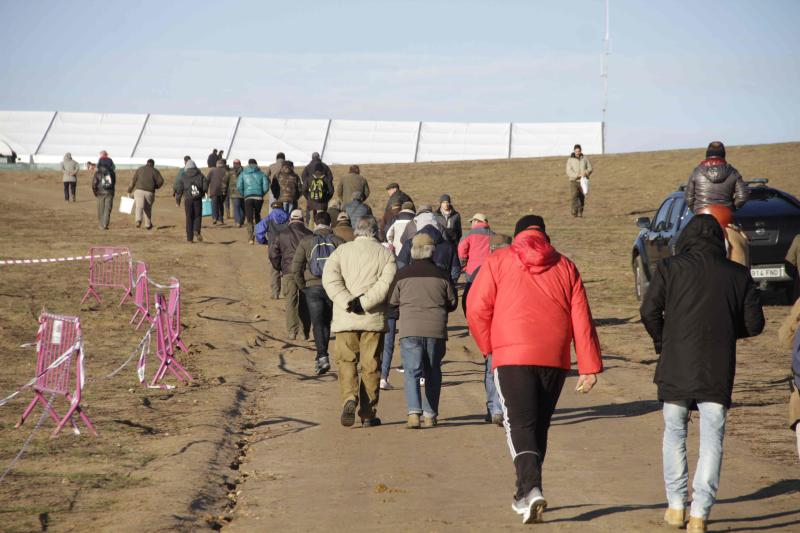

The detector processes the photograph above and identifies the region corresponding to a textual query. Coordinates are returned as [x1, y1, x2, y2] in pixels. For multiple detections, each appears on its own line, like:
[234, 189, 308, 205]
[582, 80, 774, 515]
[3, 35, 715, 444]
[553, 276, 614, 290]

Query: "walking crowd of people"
[58, 141, 800, 530]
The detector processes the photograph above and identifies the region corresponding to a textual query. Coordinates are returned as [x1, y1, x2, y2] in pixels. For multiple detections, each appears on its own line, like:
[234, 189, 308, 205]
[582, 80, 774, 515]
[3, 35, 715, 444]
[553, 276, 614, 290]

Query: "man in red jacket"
[466, 214, 603, 524]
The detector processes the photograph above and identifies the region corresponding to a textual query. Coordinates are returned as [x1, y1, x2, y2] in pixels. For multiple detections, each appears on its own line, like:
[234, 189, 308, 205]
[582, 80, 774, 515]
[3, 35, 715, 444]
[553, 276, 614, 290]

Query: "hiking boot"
[511, 487, 547, 524]
[422, 416, 437, 428]
[380, 378, 393, 390]
[663, 508, 687, 528]
[316, 356, 330, 375]
[340, 400, 356, 427]
[361, 417, 381, 428]
[196, 234, 203, 242]
[492, 413, 504, 426]
[146, 224, 153, 230]
[687, 516, 707, 533]
[407, 413, 420, 429]
[136, 221, 142, 228]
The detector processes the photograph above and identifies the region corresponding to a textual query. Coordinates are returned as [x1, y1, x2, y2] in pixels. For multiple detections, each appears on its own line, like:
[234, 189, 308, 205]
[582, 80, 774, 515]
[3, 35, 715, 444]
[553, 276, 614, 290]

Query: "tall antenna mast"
[601, 0, 610, 153]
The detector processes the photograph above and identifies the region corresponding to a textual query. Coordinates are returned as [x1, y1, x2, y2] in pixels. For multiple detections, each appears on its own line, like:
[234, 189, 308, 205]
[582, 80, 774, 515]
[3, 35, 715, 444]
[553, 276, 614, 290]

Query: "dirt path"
[1, 144, 799, 532]
[223, 299, 799, 532]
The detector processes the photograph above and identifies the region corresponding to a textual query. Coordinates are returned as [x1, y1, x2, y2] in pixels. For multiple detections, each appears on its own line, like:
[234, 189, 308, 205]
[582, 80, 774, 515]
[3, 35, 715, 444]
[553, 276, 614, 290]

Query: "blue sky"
[2, 0, 798, 153]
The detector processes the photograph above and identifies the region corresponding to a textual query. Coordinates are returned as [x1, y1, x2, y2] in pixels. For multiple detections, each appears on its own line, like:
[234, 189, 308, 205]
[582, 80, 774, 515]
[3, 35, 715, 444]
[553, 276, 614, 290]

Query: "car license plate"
[750, 266, 785, 280]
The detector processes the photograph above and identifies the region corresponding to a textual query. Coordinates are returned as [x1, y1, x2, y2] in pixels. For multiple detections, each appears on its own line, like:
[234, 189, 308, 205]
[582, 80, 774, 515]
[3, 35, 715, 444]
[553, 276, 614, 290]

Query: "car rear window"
[738, 189, 800, 218]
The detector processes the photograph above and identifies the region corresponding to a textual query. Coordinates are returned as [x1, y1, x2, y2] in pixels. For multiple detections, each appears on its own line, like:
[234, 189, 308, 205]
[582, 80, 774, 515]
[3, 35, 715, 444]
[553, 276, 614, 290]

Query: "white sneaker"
[380, 378, 393, 390]
[395, 367, 404, 374]
[511, 488, 547, 524]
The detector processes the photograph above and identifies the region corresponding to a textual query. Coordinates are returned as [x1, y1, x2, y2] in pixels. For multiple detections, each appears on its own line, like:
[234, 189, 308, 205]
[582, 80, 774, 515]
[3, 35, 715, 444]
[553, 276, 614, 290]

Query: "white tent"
[133, 114, 239, 167]
[35, 112, 148, 165]
[323, 120, 420, 164]
[228, 117, 329, 167]
[0, 110, 55, 159]
[416, 122, 511, 162]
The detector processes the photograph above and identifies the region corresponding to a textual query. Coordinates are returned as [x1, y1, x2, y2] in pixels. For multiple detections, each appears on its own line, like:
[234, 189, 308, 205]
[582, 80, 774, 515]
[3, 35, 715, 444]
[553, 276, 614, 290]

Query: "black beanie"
[706, 141, 726, 159]
[514, 215, 546, 236]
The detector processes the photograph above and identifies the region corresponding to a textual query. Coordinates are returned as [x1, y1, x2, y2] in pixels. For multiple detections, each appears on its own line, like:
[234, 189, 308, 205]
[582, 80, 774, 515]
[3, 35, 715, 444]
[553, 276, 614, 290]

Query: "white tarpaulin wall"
[323, 120, 419, 164]
[0, 111, 55, 157]
[228, 118, 328, 166]
[417, 122, 511, 162]
[0, 109, 603, 166]
[134, 114, 238, 167]
[35, 112, 147, 164]
[511, 122, 602, 158]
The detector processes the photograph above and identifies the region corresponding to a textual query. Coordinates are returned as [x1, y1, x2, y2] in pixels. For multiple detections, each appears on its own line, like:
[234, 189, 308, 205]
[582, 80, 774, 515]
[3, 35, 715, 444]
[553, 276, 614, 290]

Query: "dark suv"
[632, 180, 800, 301]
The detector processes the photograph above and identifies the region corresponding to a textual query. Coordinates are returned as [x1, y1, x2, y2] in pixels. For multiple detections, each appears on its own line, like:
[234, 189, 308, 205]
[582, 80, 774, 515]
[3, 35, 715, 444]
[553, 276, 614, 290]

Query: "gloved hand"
[346, 297, 365, 314]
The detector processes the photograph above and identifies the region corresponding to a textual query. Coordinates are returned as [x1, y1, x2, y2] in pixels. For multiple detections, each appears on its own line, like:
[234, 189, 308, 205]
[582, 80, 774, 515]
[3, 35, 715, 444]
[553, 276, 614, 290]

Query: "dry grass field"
[0, 142, 798, 531]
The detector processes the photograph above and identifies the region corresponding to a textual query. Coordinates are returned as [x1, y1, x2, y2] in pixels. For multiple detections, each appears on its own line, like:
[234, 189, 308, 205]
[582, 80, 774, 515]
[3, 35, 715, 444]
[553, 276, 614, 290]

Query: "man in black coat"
[640, 214, 764, 531]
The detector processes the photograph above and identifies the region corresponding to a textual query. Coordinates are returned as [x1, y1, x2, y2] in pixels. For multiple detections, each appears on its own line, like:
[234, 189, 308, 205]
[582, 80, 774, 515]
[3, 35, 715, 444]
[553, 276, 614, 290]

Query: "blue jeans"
[400, 336, 445, 417]
[485, 354, 501, 416]
[232, 198, 245, 225]
[663, 401, 727, 519]
[381, 317, 397, 378]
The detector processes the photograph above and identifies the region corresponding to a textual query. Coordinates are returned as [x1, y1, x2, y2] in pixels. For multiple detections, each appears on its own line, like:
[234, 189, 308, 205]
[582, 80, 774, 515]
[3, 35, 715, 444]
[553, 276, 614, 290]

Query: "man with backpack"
[173, 155, 191, 206]
[270, 209, 313, 340]
[303, 162, 334, 226]
[174, 160, 209, 243]
[91, 157, 116, 230]
[292, 211, 346, 374]
[272, 160, 303, 214]
[255, 201, 290, 299]
[236, 159, 270, 245]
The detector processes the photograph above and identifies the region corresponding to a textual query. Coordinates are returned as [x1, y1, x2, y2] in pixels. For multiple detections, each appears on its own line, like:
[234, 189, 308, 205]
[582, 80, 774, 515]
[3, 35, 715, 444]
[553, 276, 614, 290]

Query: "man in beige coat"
[566, 143, 593, 217]
[322, 215, 397, 428]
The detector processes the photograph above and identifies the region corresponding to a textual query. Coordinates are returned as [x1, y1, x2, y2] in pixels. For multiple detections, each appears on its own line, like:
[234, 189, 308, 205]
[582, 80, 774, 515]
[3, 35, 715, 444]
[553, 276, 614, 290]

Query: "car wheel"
[634, 255, 649, 301]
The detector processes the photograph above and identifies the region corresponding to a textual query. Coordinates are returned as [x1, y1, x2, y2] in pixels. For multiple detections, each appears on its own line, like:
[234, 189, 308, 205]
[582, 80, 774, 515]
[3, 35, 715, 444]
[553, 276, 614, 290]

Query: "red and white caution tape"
[0, 253, 126, 266]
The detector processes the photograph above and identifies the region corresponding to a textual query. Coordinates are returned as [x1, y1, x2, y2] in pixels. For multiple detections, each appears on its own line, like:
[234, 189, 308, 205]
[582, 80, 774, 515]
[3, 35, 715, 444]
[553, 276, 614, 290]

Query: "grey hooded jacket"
[685, 158, 749, 212]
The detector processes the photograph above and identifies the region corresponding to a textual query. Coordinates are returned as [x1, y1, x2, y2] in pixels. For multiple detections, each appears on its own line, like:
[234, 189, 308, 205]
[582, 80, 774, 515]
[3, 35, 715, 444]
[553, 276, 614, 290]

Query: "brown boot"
[687, 516, 707, 533]
[663, 508, 686, 528]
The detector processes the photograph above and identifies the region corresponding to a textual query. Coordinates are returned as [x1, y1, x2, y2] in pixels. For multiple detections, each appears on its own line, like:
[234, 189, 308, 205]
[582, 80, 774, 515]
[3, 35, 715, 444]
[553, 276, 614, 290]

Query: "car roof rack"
[746, 178, 769, 186]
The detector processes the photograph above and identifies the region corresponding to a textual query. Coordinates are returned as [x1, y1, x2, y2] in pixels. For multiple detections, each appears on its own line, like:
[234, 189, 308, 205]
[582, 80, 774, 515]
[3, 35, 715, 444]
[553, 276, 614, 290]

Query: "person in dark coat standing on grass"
[92, 157, 116, 230]
[434, 194, 462, 243]
[207, 149, 218, 169]
[640, 215, 764, 533]
[174, 160, 208, 243]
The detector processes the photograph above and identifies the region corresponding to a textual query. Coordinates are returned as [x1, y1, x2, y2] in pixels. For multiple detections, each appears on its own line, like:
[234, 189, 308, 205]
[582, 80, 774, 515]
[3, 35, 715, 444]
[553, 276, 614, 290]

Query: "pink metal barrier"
[150, 293, 193, 386]
[166, 277, 188, 353]
[16, 312, 97, 437]
[130, 261, 151, 329]
[80, 247, 133, 306]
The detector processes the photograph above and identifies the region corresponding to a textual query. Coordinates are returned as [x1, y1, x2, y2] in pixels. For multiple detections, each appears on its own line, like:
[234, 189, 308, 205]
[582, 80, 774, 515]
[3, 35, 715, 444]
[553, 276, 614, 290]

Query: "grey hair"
[411, 244, 435, 260]
[354, 216, 379, 238]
